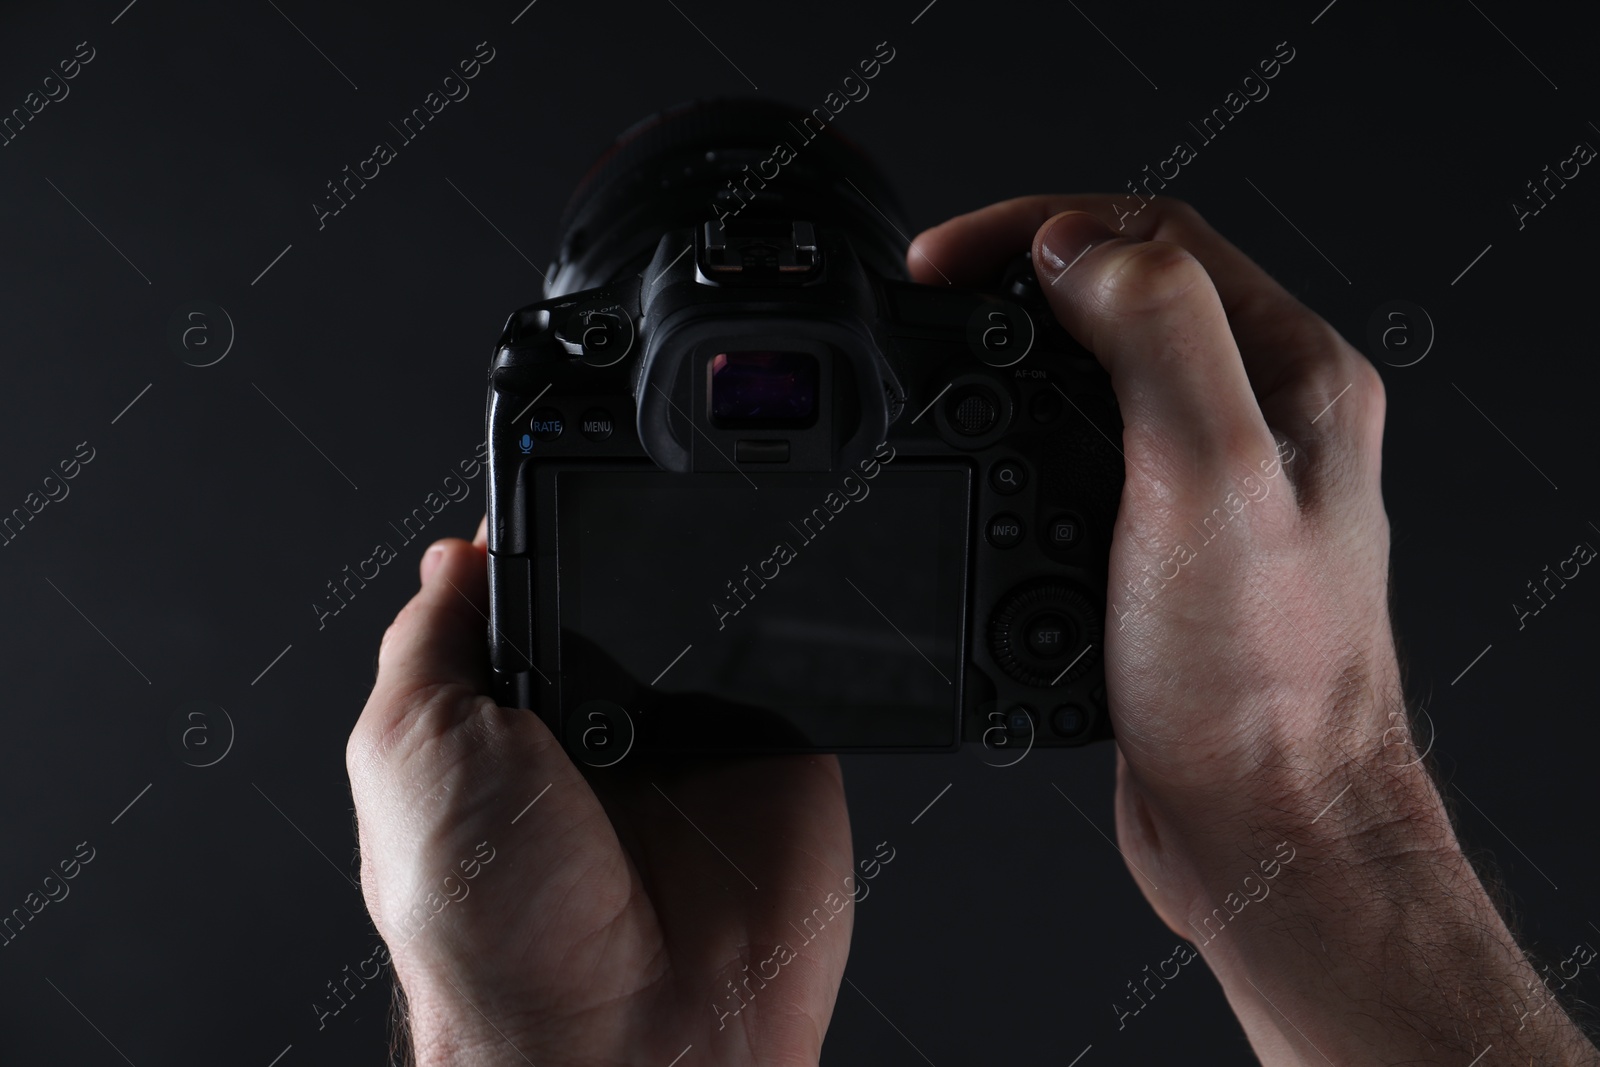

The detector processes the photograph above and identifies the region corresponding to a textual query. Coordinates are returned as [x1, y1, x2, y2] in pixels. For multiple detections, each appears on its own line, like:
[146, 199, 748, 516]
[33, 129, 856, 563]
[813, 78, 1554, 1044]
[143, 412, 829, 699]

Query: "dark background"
[2, 0, 1597, 1063]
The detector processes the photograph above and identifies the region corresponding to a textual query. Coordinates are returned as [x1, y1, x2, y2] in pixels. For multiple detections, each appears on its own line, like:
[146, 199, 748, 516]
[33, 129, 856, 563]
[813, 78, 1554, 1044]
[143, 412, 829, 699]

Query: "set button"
[1025, 613, 1072, 658]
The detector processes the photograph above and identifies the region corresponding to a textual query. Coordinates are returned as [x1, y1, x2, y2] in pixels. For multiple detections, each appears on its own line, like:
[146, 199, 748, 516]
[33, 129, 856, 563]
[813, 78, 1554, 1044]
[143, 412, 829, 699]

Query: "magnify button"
[990, 460, 1028, 495]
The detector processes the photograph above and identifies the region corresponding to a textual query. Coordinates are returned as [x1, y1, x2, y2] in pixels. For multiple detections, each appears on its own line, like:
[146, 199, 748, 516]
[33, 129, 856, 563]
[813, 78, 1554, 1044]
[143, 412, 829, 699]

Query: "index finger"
[910, 195, 1381, 476]
[911, 196, 1332, 394]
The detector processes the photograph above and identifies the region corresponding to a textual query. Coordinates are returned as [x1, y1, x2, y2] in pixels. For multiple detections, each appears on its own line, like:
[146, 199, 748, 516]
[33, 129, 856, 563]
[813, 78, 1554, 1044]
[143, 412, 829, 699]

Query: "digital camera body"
[485, 101, 1123, 759]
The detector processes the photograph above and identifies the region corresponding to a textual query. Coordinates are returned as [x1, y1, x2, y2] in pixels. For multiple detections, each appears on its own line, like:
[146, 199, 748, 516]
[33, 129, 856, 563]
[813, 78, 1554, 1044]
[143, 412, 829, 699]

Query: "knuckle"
[345, 717, 379, 780]
[1094, 240, 1211, 320]
[1231, 288, 1308, 349]
[1346, 354, 1387, 432]
[1347, 354, 1385, 406]
[1296, 331, 1354, 393]
[1153, 197, 1206, 233]
[1301, 330, 1385, 433]
[347, 679, 473, 779]
[1219, 421, 1274, 467]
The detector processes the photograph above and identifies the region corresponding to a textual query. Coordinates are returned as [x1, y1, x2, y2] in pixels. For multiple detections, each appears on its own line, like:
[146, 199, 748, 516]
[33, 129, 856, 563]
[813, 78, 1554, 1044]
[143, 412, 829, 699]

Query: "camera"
[484, 100, 1124, 758]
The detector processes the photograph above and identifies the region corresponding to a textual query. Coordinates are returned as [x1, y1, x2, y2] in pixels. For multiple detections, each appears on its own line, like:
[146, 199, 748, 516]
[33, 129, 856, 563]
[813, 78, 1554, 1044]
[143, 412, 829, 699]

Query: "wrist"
[1125, 684, 1595, 1064]
[1140, 697, 1462, 911]
[1169, 774, 1595, 1065]
[399, 975, 548, 1067]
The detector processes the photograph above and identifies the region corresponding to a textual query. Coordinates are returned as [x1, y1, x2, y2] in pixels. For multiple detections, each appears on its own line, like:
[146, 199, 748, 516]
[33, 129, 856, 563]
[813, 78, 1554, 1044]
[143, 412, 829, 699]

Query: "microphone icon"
[518, 433, 534, 453]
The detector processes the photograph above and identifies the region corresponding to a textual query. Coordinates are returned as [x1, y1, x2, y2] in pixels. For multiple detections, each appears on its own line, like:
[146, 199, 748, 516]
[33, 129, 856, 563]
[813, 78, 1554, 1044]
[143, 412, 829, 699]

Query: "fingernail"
[1037, 211, 1120, 284]
[420, 542, 447, 584]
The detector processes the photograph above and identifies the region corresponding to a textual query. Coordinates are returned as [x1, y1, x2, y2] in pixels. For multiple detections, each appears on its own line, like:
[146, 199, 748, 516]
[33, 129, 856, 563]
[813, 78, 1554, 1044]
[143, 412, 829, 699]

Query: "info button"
[986, 513, 1025, 548]
[580, 407, 614, 441]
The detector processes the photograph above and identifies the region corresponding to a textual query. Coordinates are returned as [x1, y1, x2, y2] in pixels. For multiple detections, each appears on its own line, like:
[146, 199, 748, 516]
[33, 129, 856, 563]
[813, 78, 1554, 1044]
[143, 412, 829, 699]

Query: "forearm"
[1187, 765, 1598, 1065]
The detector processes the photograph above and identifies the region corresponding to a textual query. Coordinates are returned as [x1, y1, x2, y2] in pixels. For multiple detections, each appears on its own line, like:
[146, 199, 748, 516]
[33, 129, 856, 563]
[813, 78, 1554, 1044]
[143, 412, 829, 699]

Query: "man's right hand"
[910, 196, 1598, 1066]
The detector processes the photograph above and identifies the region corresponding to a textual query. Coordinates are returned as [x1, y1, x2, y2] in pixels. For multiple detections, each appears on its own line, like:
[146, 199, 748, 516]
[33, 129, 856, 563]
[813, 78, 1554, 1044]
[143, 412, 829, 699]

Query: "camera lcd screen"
[555, 465, 969, 750]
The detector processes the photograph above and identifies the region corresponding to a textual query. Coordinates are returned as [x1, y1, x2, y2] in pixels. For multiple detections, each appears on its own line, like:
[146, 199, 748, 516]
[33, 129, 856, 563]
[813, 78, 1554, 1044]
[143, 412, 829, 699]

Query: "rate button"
[529, 407, 564, 441]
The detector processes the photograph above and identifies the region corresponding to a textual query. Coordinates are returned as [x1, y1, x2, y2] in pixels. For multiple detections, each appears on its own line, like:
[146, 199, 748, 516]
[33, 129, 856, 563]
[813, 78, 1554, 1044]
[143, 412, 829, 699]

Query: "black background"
[2, 0, 1597, 1063]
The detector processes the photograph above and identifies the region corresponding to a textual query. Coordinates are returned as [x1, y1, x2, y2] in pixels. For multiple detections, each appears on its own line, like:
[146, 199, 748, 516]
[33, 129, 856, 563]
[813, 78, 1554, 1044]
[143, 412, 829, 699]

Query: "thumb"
[346, 538, 614, 935]
[372, 538, 492, 710]
[346, 536, 578, 812]
[1030, 210, 1276, 477]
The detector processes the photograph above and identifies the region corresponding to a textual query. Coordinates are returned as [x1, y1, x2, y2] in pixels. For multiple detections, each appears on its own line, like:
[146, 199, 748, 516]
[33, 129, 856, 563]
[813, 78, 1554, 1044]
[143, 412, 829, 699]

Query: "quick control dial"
[989, 581, 1102, 687]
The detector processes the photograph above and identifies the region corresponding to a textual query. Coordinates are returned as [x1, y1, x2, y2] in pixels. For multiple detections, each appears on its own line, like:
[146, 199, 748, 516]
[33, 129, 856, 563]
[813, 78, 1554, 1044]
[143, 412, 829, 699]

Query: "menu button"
[580, 408, 614, 441]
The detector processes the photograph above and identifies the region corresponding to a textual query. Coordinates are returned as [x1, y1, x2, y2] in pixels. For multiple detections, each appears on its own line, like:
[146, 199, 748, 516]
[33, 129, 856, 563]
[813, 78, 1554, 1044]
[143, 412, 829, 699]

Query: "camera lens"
[711, 351, 818, 420]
